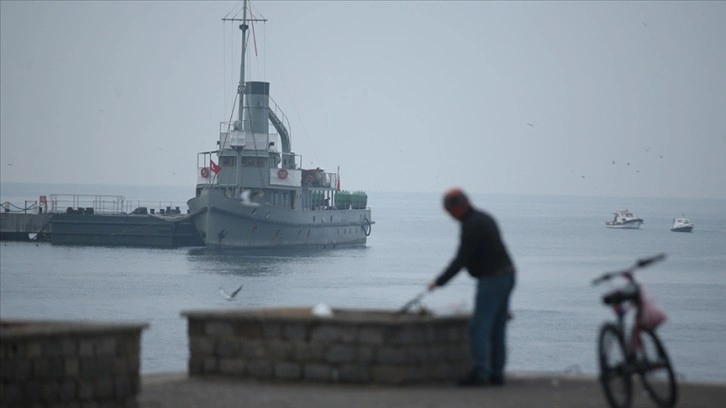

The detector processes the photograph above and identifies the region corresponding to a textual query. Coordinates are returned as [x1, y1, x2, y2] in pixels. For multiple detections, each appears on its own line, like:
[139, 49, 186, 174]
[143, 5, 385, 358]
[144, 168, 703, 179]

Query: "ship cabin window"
[269, 191, 291, 209]
[220, 157, 236, 167]
[241, 157, 267, 167]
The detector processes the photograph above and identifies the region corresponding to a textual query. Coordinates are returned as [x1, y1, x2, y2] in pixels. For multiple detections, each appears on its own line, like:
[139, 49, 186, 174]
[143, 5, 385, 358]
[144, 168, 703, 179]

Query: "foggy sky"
[1, 1, 725, 199]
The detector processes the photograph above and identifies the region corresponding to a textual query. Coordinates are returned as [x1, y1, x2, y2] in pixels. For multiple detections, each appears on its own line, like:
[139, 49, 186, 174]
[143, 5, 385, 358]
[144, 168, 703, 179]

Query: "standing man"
[428, 188, 516, 386]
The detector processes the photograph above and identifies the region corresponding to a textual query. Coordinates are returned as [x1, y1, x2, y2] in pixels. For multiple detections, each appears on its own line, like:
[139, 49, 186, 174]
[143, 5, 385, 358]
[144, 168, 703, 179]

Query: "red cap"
[443, 188, 471, 219]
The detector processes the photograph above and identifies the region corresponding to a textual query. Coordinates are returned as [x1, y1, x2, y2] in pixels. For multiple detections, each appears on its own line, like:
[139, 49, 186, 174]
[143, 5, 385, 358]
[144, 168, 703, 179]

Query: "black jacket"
[435, 208, 514, 287]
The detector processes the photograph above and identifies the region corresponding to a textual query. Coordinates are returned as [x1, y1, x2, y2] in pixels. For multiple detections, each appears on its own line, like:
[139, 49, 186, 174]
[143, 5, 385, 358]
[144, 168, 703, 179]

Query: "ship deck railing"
[269, 96, 291, 137]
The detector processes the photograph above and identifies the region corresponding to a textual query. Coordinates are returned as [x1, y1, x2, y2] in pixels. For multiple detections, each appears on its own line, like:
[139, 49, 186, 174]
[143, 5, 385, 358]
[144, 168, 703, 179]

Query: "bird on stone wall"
[219, 284, 243, 301]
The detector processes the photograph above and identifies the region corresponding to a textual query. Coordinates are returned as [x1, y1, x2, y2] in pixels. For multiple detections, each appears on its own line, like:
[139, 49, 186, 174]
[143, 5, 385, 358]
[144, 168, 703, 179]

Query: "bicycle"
[592, 254, 678, 408]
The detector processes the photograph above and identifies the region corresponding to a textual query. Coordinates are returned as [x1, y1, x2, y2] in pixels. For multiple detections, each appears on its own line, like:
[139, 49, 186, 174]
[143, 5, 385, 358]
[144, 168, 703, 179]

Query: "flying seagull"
[219, 284, 243, 301]
[240, 190, 260, 207]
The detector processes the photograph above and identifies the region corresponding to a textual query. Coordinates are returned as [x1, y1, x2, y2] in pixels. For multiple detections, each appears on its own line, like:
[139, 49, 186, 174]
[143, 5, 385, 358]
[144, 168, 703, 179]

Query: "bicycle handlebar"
[591, 273, 613, 286]
[591, 253, 666, 286]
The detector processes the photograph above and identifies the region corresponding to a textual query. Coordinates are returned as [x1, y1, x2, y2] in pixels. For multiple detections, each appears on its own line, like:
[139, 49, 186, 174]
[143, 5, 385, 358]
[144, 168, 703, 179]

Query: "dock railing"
[1, 200, 42, 214]
[122, 200, 189, 215]
[49, 194, 125, 214]
[3, 195, 190, 216]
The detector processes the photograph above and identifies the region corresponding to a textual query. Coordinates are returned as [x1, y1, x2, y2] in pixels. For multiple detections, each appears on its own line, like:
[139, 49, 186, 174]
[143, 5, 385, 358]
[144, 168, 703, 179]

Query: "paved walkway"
[139, 372, 726, 408]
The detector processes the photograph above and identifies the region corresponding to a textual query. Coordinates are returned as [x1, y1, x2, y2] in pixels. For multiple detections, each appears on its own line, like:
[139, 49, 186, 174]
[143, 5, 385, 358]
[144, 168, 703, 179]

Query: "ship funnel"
[244, 81, 270, 135]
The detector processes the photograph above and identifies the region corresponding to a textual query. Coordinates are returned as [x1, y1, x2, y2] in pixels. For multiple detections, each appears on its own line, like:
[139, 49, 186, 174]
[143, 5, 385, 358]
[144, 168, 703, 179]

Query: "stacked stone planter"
[183, 307, 471, 384]
[0, 320, 147, 408]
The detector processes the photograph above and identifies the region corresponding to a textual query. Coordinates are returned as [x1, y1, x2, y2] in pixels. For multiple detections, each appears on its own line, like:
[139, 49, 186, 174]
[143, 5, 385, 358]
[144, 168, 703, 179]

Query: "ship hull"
[670, 226, 693, 232]
[188, 188, 371, 249]
[606, 220, 643, 229]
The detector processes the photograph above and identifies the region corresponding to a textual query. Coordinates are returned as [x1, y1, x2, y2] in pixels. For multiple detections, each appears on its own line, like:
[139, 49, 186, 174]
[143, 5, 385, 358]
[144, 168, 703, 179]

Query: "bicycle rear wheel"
[598, 323, 633, 408]
[637, 328, 678, 407]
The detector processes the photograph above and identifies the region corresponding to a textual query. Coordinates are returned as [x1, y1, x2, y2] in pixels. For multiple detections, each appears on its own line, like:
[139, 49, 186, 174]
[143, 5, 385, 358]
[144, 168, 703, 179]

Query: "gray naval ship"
[187, 1, 373, 249]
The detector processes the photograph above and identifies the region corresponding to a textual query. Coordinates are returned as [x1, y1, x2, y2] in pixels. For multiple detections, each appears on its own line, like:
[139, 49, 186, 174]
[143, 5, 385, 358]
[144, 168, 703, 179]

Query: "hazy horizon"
[2, 181, 725, 204]
[2, 1, 725, 199]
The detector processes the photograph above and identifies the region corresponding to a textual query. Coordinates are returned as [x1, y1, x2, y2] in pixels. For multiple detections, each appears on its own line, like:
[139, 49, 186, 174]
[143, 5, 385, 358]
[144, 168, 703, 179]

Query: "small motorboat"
[670, 217, 694, 232]
[606, 209, 644, 229]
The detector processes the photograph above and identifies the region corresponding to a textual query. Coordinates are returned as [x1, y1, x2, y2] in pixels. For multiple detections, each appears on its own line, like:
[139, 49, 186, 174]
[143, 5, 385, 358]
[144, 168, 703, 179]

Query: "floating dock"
[0, 213, 53, 242]
[1, 212, 203, 248]
[1, 193, 203, 248]
[50, 213, 203, 248]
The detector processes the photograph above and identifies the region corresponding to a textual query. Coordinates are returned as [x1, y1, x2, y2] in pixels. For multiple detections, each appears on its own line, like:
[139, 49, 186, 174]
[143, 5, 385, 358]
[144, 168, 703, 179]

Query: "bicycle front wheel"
[637, 328, 678, 408]
[598, 323, 633, 408]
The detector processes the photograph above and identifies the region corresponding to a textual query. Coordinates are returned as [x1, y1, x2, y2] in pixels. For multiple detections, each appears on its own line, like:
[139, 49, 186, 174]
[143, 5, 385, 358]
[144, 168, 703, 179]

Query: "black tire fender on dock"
[362, 216, 372, 236]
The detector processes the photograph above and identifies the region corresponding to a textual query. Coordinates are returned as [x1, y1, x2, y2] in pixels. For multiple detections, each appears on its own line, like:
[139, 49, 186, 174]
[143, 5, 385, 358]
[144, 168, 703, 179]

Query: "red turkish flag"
[210, 160, 221, 174]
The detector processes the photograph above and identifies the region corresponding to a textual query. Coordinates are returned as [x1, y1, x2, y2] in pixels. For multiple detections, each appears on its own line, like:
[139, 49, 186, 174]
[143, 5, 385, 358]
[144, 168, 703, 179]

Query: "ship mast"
[236, 0, 248, 130]
[222, 0, 266, 132]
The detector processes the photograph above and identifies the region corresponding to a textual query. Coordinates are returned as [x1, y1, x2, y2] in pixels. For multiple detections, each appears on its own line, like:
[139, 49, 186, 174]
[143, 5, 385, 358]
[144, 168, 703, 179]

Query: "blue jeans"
[470, 272, 515, 379]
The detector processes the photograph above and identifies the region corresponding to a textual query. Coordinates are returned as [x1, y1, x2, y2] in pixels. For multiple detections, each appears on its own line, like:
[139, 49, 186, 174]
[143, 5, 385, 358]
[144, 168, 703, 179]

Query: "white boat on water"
[671, 217, 694, 232]
[606, 209, 644, 229]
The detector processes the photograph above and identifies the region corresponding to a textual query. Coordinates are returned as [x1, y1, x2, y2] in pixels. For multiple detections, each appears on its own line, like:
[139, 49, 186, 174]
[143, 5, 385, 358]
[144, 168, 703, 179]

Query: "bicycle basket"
[640, 291, 667, 330]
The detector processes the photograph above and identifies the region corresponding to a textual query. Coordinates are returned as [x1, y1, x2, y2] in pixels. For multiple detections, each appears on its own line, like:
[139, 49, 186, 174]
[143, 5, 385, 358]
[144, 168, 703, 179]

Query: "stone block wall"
[182, 308, 471, 384]
[0, 320, 147, 408]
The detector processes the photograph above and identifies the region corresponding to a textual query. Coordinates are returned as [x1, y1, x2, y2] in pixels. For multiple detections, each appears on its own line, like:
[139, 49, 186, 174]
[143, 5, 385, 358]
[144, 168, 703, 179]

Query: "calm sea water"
[1, 183, 725, 382]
